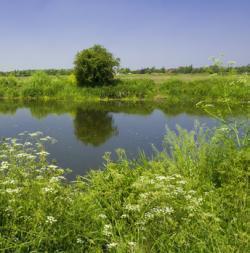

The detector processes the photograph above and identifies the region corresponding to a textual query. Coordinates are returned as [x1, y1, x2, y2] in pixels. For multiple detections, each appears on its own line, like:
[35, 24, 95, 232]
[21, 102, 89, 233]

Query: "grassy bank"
[0, 72, 249, 103]
[0, 122, 249, 252]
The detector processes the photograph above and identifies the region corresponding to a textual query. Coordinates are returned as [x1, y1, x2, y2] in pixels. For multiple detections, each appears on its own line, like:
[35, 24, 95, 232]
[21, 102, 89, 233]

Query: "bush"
[0, 76, 18, 88]
[74, 45, 120, 87]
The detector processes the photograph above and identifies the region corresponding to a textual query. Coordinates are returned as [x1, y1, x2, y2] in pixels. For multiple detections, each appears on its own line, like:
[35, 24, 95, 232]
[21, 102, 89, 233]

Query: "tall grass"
[0, 121, 248, 252]
[0, 71, 249, 102]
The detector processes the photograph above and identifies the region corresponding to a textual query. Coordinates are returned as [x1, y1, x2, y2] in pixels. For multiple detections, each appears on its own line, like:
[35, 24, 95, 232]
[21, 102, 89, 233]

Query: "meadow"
[0, 72, 249, 103]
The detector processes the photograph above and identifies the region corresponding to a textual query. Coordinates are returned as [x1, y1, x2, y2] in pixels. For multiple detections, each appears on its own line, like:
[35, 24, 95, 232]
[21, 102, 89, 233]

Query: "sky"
[0, 0, 250, 71]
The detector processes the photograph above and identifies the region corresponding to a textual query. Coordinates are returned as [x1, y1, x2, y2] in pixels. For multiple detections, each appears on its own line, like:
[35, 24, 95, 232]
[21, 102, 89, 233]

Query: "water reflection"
[74, 108, 118, 146]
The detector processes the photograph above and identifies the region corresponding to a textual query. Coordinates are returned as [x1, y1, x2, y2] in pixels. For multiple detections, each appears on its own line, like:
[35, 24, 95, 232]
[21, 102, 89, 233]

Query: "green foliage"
[0, 122, 248, 252]
[0, 72, 249, 103]
[86, 79, 155, 99]
[158, 76, 250, 103]
[74, 45, 120, 87]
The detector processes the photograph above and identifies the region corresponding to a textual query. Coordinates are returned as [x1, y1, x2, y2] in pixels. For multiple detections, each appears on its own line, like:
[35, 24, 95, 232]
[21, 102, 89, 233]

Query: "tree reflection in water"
[73, 108, 118, 146]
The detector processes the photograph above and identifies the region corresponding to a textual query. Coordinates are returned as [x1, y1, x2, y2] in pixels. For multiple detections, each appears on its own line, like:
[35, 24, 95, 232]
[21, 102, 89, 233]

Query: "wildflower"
[155, 175, 167, 181]
[45, 216, 57, 224]
[121, 214, 129, 219]
[103, 224, 112, 236]
[3, 179, 16, 185]
[128, 241, 136, 248]
[125, 204, 140, 212]
[185, 194, 192, 200]
[145, 206, 174, 220]
[24, 142, 32, 146]
[29, 131, 43, 138]
[98, 214, 107, 219]
[178, 180, 186, 185]
[49, 176, 60, 183]
[29, 133, 38, 137]
[5, 188, 21, 194]
[42, 187, 54, 193]
[36, 151, 50, 156]
[40, 137, 48, 142]
[14, 143, 23, 148]
[16, 153, 28, 158]
[1, 161, 9, 170]
[107, 242, 118, 249]
[48, 165, 58, 169]
[27, 155, 36, 159]
[76, 238, 84, 244]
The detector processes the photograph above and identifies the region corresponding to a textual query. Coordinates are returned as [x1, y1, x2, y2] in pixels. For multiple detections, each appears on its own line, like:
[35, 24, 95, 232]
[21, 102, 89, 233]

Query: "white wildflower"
[48, 165, 58, 169]
[103, 224, 112, 236]
[76, 238, 84, 244]
[155, 175, 167, 181]
[121, 214, 129, 219]
[45, 216, 57, 224]
[24, 142, 32, 146]
[42, 187, 54, 193]
[128, 241, 136, 248]
[178, 180, 186, 185]
[5, 188, 21, 194]
[16, 153, 28, 158]
[145, 206, 174, 219]
[125, 204, 140, 212]
[98, 214, 107, 219]
[107, 242, 118, 249]
[27, 155, 36, 159]
[1, 161, 9, 170]
[36, 151, 50, 156]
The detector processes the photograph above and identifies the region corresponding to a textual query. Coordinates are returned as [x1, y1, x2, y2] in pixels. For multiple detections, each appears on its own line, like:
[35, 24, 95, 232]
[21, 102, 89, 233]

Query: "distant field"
[118, 73, 248, 83]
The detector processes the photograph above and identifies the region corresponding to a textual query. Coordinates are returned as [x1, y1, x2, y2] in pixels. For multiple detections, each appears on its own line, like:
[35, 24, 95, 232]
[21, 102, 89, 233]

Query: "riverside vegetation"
[0, 119, 249, 252]
[0, 71, 249, 103]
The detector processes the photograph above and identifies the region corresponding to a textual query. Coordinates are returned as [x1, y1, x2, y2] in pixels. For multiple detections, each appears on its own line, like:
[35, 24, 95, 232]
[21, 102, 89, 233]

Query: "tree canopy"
[74, 45, 120, 87]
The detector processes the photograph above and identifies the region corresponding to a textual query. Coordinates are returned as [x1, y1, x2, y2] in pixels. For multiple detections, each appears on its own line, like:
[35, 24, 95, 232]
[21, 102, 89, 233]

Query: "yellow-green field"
[118, 73, 247, 83]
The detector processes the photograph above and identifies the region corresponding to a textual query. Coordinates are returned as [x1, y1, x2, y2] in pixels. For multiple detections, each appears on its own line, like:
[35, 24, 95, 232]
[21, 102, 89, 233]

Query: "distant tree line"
[1, 64, 250, 77]
[119, 67, 166, 74]
[119, 64, 250, 74]
[0, 69, 73, 77]
[167, 64, 250, 74]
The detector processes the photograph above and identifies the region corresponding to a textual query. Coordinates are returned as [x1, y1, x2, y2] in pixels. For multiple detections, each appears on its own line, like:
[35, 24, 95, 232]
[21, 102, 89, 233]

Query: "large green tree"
[74, 45, 120, 87]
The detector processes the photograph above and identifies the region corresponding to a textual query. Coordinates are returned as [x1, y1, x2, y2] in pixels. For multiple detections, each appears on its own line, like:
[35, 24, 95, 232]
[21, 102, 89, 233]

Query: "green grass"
[0, 72, 249, 103]
[0, 121, 249, 252]
[119, 73, 217, 83]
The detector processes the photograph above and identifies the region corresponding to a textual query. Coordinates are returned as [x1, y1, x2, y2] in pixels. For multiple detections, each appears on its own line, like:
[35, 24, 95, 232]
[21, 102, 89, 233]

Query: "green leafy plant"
[74, 45, 120, 87]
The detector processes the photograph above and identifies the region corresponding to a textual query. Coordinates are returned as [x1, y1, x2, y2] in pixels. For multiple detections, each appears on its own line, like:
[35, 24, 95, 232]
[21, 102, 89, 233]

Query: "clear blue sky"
[0, 0, 249, 71]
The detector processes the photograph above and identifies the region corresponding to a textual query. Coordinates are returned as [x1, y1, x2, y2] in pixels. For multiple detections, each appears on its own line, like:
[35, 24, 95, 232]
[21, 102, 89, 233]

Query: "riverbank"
[0, 123, 248, 252]
[0, 73, 249, 103]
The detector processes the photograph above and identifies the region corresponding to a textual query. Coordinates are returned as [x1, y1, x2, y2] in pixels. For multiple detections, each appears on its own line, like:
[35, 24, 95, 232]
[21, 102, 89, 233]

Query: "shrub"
[0, 76, 18, 88]
[74, 45, 120, 87]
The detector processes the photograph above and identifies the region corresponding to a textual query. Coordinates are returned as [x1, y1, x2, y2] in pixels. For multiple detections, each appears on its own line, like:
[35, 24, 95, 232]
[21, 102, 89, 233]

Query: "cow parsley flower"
[46, 216, 57, 224]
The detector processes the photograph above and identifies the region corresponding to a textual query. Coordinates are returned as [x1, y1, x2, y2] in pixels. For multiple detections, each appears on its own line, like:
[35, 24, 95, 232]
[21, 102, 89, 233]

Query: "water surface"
[0, 100, 247, 179]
